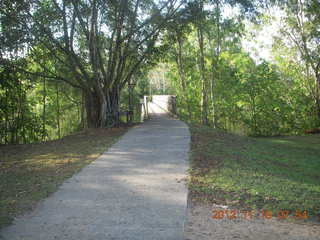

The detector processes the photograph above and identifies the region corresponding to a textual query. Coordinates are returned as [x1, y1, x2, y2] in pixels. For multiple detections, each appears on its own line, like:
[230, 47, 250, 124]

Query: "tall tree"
[165, 13, 193, 120]
[1, 0, 183, 127]
[188, 0, 210, 125]
[278, 0, 320, 122]
[197, 0, 210, 125]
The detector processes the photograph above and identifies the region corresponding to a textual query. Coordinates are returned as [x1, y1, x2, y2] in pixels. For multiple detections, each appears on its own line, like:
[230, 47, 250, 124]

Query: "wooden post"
[140, 98, 145, 122]
[144, 96, 149, 119]
[128, 82, 135, 124]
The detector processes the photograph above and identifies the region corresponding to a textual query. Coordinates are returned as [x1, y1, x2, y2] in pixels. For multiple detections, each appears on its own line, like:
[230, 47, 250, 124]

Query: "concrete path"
[0, 107, 190, 240]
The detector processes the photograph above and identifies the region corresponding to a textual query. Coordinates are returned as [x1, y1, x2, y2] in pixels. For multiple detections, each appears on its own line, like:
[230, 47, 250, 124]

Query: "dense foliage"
[1, 0, 181, 133]
[0, 60, 83, 144]
[1, 0, 319, 143]
[159, 0, 320, 136]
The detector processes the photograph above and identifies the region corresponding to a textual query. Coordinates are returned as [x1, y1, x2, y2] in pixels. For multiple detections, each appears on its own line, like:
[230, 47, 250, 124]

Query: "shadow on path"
[0, 113, 190, 240]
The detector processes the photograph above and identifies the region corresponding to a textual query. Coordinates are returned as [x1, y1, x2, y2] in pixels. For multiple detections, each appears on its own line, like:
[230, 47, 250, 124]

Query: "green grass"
[189, 125, 320, 220]
[0, 128, 128, 229]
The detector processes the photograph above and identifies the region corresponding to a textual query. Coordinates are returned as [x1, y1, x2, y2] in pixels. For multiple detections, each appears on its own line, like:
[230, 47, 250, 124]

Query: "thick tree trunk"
[85, 91, 100, 128]
[84, 88, 120, 128]
[107, 87, 120, 126]
[95, 85, 107, 128]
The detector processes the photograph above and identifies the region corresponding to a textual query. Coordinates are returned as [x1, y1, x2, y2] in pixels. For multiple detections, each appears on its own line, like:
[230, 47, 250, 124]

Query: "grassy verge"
[0, 127, 128, 229]
[189, 125, 320, 220]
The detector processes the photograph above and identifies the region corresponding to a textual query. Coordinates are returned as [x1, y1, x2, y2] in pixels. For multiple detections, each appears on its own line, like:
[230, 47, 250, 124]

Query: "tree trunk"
[316, 73, 320, 122]
[56, 82, 61, 138]
[210, 0, 221, 128]
[84, 87, 120, 128]
[95, 84, 107, 128]
[81, 90, 86, 128]
[176, 34, 192, 120]
[4, 88, 9, 144]
[42, 77, 46, 141]
[84, 91, 99, 128]
[197, 22, 209, 125]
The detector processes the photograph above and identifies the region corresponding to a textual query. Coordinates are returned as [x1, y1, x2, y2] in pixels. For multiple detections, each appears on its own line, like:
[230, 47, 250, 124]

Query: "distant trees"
[0, 59, 83, 144]
[0, 62, 43, 144]
[162, 0, 319, 136]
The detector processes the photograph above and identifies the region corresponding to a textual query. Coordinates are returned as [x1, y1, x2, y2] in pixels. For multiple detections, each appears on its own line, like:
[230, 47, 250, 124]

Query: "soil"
[184, 202, 320, 240]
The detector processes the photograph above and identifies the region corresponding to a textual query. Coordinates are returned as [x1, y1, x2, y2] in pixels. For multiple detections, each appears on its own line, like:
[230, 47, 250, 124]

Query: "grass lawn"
[0, 127, 128, 229]
[189, 125, 320, 220]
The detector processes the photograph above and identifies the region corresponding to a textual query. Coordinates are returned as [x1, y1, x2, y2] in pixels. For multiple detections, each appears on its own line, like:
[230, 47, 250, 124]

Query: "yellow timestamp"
[212, 209, 309, 220]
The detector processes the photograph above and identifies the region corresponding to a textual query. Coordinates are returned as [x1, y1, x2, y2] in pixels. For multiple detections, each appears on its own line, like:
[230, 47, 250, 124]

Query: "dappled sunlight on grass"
[269, 139, 294, 145]
[267, 134, 320, 151]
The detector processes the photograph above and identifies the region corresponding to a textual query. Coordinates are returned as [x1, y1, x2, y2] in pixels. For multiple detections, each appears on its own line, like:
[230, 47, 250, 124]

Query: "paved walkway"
[1, 106, 190, 240]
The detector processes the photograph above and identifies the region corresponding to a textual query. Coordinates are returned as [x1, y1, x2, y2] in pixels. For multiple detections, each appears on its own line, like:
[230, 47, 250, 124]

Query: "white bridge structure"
[143, 95, 176, 118]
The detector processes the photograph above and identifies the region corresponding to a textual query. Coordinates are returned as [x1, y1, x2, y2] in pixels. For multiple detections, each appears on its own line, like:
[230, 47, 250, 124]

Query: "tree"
[278, 0, 320, 122]
[164, 9, 194, 120]
[1, 0, 183, 127]
[163, 0, 255, 125]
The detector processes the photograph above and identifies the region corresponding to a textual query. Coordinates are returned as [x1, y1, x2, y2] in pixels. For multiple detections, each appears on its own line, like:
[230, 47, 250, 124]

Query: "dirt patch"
[184, 202, 320, 240]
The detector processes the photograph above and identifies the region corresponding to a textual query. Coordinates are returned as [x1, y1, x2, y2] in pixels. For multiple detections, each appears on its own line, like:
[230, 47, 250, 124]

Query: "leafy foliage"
[161, 0, 319, 136]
